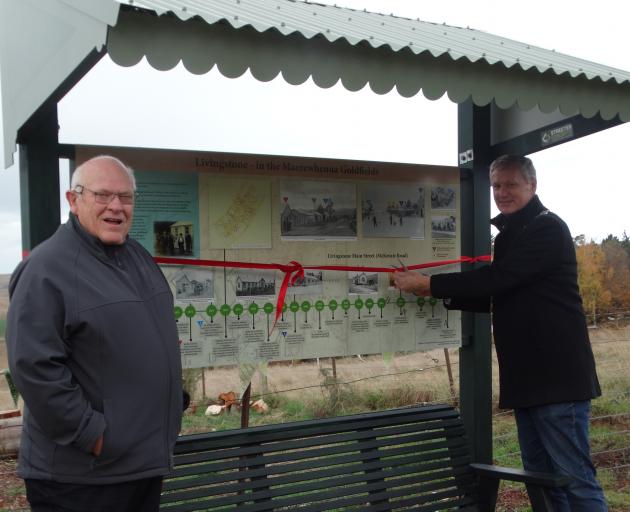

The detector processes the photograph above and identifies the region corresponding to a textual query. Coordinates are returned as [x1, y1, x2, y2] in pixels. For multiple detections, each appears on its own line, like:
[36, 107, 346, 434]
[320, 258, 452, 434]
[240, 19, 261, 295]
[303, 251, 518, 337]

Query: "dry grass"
[187, 326, 629, 416]
[189, 348, 459, 407]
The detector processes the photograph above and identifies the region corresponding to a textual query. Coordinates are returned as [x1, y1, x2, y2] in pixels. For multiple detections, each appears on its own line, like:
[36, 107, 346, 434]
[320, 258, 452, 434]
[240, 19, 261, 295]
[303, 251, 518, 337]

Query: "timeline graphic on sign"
[164, 264, 461, 368]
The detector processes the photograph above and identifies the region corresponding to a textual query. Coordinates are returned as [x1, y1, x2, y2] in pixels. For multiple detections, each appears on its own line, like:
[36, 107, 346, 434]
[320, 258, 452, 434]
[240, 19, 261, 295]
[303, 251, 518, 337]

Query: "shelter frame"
[3, 0, 628, 464]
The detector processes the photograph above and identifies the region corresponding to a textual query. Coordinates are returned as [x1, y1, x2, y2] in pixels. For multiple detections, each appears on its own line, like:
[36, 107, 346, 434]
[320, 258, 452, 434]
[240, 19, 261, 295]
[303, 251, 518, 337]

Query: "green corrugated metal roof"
[3, 0, 630, 168]
[121, 0, 630, 85]
[107, 0, 630, 126]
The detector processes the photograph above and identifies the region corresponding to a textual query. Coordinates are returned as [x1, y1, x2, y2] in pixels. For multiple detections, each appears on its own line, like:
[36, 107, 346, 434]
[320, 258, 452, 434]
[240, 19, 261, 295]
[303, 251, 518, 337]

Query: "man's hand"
[92, 434, 103, 456]
[393, 270, 431, 296]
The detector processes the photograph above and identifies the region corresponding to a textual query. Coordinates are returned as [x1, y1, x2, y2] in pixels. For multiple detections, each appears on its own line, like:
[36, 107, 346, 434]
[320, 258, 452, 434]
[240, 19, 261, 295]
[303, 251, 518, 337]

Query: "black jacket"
[431, 195, 600, 409]
[7, 214, 183, 483]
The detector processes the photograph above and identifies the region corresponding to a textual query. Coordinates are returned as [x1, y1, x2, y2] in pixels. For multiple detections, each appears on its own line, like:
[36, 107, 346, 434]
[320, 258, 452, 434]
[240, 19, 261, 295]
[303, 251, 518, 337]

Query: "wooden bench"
[160, 403, 570, 511]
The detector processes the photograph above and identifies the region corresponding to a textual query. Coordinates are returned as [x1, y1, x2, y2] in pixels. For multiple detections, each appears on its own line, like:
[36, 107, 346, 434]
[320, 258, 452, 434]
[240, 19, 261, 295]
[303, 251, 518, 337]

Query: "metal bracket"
[459, 149, 474, 165]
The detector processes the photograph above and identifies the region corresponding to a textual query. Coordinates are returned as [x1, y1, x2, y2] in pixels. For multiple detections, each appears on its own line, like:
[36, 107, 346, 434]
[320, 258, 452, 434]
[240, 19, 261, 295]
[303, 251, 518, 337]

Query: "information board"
[77, 146, 462, 369]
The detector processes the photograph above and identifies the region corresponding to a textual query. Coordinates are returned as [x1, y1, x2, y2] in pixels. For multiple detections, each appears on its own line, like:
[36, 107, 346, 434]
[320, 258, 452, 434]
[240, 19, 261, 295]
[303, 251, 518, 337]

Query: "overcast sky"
[1, 0, 629, 273]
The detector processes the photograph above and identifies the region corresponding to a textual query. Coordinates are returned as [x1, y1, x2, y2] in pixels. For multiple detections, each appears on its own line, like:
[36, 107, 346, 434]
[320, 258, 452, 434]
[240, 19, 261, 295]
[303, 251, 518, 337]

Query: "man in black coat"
[394, 155, 607, 511]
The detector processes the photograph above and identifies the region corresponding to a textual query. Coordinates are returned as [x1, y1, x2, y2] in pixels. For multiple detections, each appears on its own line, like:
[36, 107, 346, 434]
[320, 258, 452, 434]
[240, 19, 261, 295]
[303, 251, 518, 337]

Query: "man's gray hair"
[489, 155, 536, 183]
[70, 155, 136, 191]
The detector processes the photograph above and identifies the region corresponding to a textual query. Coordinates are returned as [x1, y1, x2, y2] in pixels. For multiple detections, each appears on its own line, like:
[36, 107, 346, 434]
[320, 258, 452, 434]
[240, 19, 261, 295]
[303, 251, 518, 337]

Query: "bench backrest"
[160, 404, 479, 511]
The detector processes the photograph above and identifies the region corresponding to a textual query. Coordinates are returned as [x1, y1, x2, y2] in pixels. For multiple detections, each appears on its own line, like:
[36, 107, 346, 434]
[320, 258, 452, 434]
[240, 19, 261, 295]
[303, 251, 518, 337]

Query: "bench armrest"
[470, 463, 571, 512]
[471, 463, 571, 487]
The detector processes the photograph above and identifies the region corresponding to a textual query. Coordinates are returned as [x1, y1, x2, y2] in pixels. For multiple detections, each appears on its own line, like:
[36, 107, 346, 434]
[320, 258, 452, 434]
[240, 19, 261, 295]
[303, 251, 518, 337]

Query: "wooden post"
[259, 372, 268, 398]
[0, 416, 22, 457]
[241, 382, 252, 428]
[443, 348, 457, 406]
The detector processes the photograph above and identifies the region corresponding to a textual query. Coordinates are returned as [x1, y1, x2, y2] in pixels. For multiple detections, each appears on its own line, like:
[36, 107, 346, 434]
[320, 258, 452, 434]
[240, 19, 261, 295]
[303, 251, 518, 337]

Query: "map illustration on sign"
[208, 176, 272, 249]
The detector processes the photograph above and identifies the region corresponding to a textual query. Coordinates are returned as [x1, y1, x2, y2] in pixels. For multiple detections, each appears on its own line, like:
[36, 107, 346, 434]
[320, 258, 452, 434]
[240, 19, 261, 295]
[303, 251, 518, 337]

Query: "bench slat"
[173, 419, 466, 465]
[173, 405, 459, 453]
[167, 427, 469, 481]
[163, 444, 471, 495]
[161, 470, 478, 512]
[161, 453, 474, 504]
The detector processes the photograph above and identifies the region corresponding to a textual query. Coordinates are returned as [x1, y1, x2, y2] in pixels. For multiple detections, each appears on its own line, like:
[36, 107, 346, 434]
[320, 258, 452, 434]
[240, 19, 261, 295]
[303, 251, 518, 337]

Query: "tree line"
[575, 232, 630, 325]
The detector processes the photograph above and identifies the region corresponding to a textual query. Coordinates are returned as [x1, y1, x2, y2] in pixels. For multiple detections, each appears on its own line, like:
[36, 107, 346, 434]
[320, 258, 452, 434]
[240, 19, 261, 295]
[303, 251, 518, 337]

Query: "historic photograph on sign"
[287, 270, 324, 296]
[280, 180, 357, 239]
[154, 220, 195, 256]
[131, 169, 199, 258]
[361, 183, 425, 239]
[431, 186, 456, 210]
[233, 270, 277, 298]
[170, 267, 214, 300]
[431, 215, 457, 238]
[348, 271, 379, 295]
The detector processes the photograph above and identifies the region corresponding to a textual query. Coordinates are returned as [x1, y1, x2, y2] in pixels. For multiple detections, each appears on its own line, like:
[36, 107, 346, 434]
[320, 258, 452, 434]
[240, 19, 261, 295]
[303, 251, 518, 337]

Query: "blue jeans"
[515, 401, 608, 512]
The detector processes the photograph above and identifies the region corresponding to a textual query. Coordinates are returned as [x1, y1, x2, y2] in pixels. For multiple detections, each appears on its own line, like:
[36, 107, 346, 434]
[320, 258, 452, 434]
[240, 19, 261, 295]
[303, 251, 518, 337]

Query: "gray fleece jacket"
[6, 214, 182, 484]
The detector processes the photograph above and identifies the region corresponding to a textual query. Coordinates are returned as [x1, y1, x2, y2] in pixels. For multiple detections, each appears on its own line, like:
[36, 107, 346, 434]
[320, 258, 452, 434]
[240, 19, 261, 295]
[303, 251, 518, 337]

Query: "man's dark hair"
[490, 155, 536, 183]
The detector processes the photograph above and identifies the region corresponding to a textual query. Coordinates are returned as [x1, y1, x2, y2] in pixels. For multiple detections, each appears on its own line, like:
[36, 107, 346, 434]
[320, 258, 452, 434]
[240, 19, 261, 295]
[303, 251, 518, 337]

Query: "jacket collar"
[491, 195, 547, 232]
[68, 212, 126, 263]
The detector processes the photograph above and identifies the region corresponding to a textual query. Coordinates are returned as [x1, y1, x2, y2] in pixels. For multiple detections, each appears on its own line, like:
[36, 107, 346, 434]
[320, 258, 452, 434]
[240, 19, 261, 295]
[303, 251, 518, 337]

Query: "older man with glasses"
[6, 155, 183, 512]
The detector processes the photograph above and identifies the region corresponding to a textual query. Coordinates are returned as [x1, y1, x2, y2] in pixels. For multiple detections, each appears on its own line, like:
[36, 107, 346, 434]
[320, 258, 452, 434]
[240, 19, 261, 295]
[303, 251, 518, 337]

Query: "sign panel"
[77, 146, 462, 369]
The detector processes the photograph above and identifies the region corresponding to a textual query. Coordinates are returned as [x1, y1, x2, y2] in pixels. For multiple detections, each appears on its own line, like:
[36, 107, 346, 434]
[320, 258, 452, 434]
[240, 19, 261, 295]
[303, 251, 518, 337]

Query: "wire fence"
[186, 322, 629, 481]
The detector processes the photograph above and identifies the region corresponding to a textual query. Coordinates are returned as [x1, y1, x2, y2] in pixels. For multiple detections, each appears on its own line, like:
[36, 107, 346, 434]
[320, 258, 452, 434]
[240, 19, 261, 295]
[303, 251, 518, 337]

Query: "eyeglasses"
[74, 185, 137, 205]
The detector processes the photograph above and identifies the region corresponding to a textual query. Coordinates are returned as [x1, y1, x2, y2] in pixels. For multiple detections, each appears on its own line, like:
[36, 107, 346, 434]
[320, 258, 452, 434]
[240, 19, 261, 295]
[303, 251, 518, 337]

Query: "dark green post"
[14, 49, 104, 256]
[457, 99, 493, 463]
[17, 102, 60, 254]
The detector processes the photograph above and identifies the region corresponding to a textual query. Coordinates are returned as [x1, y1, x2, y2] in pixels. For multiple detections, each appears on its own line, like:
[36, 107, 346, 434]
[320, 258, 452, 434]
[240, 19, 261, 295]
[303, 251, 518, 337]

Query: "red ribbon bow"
[274, 260, 305, 331]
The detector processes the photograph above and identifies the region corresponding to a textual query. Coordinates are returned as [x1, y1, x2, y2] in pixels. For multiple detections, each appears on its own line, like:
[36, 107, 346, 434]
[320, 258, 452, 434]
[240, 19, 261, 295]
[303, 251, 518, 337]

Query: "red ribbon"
[154, 255, 491, 334]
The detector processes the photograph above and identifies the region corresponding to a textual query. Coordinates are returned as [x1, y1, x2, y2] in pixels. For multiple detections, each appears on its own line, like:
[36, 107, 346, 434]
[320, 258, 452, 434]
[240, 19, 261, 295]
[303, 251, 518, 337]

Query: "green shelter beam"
[457, 99, 493, 463]
[491, 113, 623, 158]
[17, 102, 60, 253]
